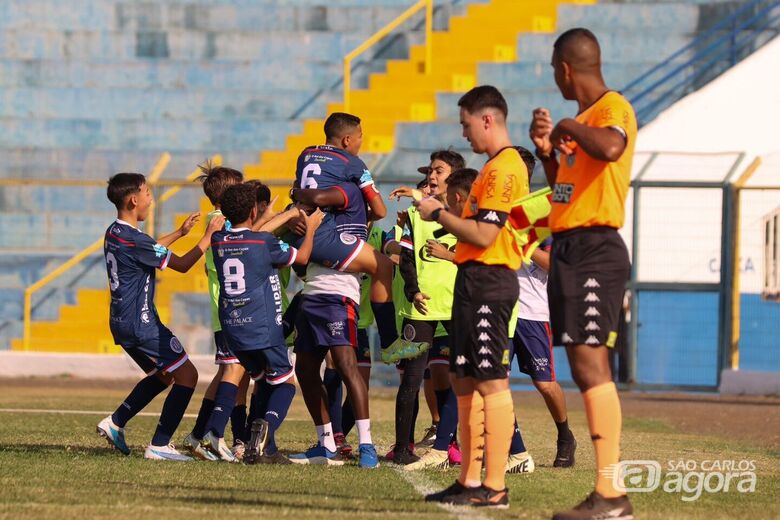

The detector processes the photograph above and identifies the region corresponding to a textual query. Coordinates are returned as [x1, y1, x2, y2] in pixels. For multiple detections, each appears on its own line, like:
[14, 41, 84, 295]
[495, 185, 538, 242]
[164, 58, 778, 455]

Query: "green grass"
[0, 380, 778, 519]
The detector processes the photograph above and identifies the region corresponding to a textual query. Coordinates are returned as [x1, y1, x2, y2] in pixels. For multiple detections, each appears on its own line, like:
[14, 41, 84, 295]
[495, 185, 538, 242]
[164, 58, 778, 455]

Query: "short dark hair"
[429, 149, 466, 171]
[445, 168, 478, 196]
[553, 28, 601, 71]
[324, 112, 361, 141]
[220, 183, 257, 225]
[458, 85, 508, 119]
[107, 172, 146, 210]
[244, 179, 271, 204]
[197, 161, 244, 205]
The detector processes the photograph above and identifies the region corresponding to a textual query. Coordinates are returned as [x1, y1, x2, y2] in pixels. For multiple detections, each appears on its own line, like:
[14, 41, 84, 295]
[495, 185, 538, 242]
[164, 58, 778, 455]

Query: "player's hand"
[303, 208, 325, 233]
[179, 212, 200, 236]
[425, 239, 452, 260]
[389, 186, 423, 201]
[413, 292, 430, 315]
[396, 210, 409, 229]
[530, 107, 554, 156]
[260, 195, 279, 221]
[414, 196, 445, 221]
[550, 118, 576, 156]
[205, 214, 226, 235]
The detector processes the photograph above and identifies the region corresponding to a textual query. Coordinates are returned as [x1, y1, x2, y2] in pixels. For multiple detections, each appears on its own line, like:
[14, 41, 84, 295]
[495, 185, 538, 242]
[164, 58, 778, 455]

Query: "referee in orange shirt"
[530, 29, 637, 520]
[416, 85, 529, 509]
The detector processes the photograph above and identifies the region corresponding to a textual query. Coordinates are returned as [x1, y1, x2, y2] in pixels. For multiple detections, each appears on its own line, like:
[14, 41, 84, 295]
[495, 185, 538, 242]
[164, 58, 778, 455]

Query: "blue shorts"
[509, 319, 556, 382]
[235, 345, 294, 385]
[214, 330, 239, 365]
[289, 224, 365, 271]
[120, 325, 189, 374]
[294, 294, 359, 352]
[357, 328, 372, 368]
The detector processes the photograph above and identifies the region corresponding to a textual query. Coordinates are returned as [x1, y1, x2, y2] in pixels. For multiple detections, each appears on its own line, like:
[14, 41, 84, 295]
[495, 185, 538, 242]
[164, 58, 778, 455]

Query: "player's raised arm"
[530, 107, 560, 187]
[291, 208, 324, 265]
[167, 214, 225, 273]
[156, 212, 200, 248]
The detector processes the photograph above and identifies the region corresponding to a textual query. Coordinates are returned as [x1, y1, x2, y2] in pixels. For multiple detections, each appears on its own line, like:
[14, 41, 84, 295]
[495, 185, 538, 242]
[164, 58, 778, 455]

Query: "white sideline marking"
[392, 467, 489, 520]
[0, 408, 198, 418]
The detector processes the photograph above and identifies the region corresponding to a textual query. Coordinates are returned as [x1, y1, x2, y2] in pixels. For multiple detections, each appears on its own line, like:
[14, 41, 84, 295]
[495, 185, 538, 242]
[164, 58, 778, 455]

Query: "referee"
[530, 29, 637, 520]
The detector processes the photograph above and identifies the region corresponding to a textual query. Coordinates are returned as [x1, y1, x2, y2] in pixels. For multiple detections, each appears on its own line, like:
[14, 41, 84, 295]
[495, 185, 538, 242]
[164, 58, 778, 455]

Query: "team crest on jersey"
[153, 244, 168, 258]
[230, 309, 242, 319]
[304, 154, 311, 162]
[170, 337, 184, 354]
[552, 183, 574, 204]
[403, 324, 416, 341]
[278, 241, 290, 252]
[217, 248, 224, 257]
[340, 232, 357, 245]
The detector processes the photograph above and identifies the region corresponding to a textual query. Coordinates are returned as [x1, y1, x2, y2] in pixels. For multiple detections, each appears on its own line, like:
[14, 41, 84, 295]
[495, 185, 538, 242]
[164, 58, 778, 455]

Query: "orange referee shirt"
[550, 91, 637, 233]
[454, 147, 529, 270]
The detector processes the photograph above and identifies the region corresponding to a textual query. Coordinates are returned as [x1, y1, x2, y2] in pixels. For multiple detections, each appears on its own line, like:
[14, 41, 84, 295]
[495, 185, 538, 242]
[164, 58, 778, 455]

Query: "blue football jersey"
[212, 228, 297, 351]
[103, 220, 172, 344]
[295, 145, 374, 192]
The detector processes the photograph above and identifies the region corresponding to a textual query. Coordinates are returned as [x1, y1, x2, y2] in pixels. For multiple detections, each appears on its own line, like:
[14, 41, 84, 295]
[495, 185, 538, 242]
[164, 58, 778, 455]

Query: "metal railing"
[19, 153, 227, 350]
[344, 0, 433, 112]
[624, 0, 780, 127]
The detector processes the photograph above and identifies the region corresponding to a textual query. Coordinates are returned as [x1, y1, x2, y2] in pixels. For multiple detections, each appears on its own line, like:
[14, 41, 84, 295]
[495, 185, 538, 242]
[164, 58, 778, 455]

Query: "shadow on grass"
[0, 443, 123, 457]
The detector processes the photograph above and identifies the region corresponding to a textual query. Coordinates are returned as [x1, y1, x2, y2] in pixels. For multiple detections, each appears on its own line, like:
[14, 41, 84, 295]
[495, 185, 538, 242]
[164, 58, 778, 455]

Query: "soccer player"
[184, 164, 244, 462]
[97, 173, 225, 461]
[386, 150, 466, 469]
[211, 183, 323, 465]
[530, 28, 636, 519]
[417, 86, 529, 508]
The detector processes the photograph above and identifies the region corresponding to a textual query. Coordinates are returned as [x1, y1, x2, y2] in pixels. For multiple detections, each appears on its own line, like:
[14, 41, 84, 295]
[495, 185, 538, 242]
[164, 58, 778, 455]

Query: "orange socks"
[482, 390, 515, 491]
[457, 391, 484, 487]
[583, 382, 623, 498]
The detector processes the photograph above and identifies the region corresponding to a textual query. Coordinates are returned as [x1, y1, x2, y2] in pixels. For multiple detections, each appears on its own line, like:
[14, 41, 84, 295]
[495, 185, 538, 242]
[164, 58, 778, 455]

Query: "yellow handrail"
[22, 152, 172, 350]
[344, 0, 432, 112]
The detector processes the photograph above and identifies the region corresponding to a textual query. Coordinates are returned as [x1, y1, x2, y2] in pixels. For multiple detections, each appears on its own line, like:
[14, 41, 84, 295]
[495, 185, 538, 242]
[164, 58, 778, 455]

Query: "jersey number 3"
[106, 252, 119, 291]
[301, 163, 321, 189]
[223, 258, 246, 296]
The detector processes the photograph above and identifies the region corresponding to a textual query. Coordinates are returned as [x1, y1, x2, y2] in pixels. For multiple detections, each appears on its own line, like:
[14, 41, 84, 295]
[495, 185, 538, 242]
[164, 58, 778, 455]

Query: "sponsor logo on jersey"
[230, 309, 242, 319]
[552, 183, 575, 203]
[502, 174, 514, 203]
[170, 337, 184, 354]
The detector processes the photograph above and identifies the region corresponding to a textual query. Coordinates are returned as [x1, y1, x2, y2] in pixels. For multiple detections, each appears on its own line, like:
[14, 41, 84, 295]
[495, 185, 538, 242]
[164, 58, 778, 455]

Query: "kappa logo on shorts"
[584, 292, 600, 302]
[403, 324, 416, 341]
[479, 346, 491, 355]
[340, 232, 358, 246]
[477, 305, 492, 314]
[478, 332, 490, 342]
[585, 335, 600, 345]
[584, 278, 601, 288]
[585, 306, 601, 317]
[477, 319, 491, 328]
[585, 321, 601, 331]
[561, 332, 574, 344]
[484, 211, 501, 223]
[456, 355, 467, 365]
[170, 337, 184, 353]
[478, 359, 493, 368]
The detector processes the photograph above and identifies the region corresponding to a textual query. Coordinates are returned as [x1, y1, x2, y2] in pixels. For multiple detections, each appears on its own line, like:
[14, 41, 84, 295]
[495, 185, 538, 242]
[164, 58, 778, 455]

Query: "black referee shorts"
[548, 227, 630, 348]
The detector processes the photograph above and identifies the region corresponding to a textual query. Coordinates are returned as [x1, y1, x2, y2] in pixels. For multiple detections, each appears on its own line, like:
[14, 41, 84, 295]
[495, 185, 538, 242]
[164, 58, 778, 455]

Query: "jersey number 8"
[223, 258, 246, 296]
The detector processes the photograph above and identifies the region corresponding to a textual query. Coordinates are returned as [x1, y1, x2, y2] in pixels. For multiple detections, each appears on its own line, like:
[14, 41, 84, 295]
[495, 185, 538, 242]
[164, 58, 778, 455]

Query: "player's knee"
[533, 380, 555, 396]
[155, 371, 174, 387]
[173, 361, 198, 388]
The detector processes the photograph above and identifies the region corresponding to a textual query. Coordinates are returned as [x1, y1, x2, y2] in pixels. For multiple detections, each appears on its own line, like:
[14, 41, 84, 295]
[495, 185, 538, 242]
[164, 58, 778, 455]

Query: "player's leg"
[420, 373, 439, 445]
[201, 362, 245, 462]
[229, 371, 251, 458]
[501, 335, 533, 475]
[145, 333, 198, 461]
[340, 327, 371, 454]
[323, 351, 344, 440]
[97, 347, 171, 456]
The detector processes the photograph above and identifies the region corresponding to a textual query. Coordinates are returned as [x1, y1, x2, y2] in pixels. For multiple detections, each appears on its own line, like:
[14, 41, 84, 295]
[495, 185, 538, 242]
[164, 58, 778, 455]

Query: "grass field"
[0, 377, 778, 519]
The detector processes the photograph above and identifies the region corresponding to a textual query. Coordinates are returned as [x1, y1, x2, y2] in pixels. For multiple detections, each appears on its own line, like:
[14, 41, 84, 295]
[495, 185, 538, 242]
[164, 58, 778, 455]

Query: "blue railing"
[624, 0, 780, 127]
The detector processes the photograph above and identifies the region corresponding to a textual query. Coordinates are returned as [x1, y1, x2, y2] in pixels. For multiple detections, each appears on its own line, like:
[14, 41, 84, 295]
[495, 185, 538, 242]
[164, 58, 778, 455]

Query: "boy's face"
[446, 188, 465, 216]
[428, 160, 452, 196]
[460, 107, 488, 154]
[134, 183, 153, 221]
[343, 125, 364, 156]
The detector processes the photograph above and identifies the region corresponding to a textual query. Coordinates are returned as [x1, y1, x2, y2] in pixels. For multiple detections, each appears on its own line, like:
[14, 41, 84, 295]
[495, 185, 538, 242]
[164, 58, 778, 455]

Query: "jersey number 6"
[301, 163, 321, 189]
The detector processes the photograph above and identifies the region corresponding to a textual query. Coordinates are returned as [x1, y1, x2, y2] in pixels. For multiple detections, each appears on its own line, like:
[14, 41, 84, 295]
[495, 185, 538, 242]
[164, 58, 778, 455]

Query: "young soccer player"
[418, 86, 530, 508]
[530, 28, 636, 520]
[97, 173, 225, 461]
[184, 164, 244, 462]
[212, 183, 323, 465]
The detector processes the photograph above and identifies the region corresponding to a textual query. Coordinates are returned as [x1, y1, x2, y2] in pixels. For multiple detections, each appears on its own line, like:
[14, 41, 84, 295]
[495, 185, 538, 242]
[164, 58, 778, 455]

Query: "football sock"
[206, 382, 239, 438]
[457, 391, 484, 488]
[410, 390, 419, 445]
[323, 368, 343, 435]
[509, 416, 527, 455]
[316, 423, 337, 452]
[483, 390, 515, 491]
[262, 381, 295, 454]
[356, 419, 373, 445]
[230, 404, 247, 445]
[191, 398, 215, 440]
[244, 390, 260, 443]
[370, 301, 397, 349]
[583, 382, 623, 498]
[432, 388, 458, 451]
[151, 384, 194, 447]
[556, 418, 574, 442]
[111, 375, 168, 428]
